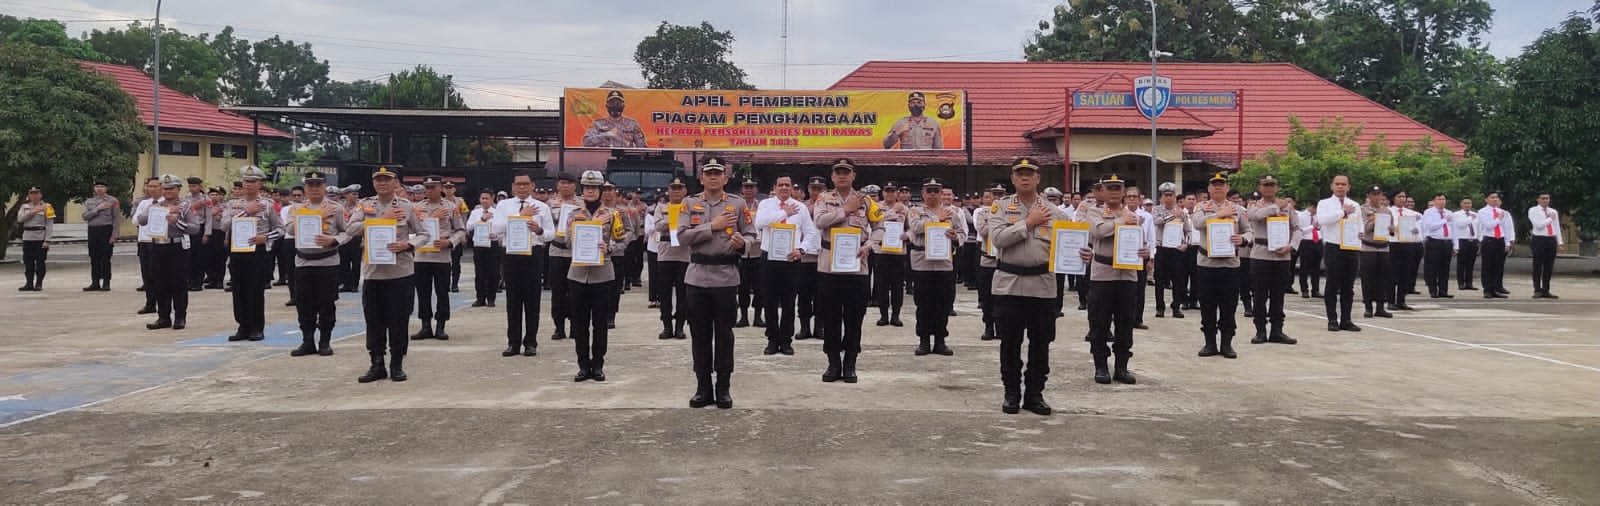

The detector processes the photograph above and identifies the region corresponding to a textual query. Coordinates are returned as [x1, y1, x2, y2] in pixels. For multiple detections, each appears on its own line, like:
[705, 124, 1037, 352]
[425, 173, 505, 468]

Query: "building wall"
[55, 133, 261, 235]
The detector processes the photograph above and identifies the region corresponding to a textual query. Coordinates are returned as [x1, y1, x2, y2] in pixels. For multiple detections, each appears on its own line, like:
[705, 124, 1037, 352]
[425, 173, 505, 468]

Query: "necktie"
[1440, 209, 1449, 237]
[1545, 209, 1554, 235]
[1493, 208, 1502, 238]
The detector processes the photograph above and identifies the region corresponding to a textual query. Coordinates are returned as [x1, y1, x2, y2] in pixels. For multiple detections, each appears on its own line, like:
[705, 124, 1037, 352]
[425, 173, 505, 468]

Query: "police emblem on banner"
[1134, 75, 1172, 120]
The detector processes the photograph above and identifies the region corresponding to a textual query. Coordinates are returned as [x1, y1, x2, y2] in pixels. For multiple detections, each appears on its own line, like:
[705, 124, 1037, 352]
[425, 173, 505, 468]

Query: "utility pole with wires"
[780, 0, 789, 89]
[151, 0, 162, 178]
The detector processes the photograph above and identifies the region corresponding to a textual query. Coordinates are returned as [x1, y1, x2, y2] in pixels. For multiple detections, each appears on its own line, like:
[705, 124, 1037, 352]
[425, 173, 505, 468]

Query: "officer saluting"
[906, 177, 966, 356]
[81, 182, 119, 292]
[223, 166, 284, 341]
[410, 175, 466, 341]
[566, 171, 628, 382]
[812, 158, 882, 384]
[284, 171, 347, 356]
[1083, 174, 1149, 384]
[1188, 172, 1252, 358]
[678, 158, 755, 408]
[346, 167, 430, 382]
[986, 158, 1072, 415]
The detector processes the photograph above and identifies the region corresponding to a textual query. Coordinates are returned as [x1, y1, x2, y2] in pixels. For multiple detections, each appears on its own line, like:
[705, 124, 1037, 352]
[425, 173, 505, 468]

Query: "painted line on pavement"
[1284, 309, 1600, 374]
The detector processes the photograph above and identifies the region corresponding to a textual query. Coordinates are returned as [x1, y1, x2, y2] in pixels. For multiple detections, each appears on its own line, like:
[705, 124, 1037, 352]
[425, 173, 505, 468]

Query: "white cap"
[580, 170, 606, 186]
[1043, 187, 1063, 197]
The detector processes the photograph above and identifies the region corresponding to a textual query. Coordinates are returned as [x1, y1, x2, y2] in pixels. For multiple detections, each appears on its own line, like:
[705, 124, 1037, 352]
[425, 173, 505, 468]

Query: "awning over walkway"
[221, 106, 562, 141]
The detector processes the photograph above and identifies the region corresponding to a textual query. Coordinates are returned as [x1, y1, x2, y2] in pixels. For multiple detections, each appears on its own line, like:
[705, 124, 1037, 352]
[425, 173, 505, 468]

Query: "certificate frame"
[1398, 214, 1419, 243]
[364, 218, 398, 265]
[1113, 224, 1145, 270]
[230, 217, 257, 253]
[1375, 212, 1394, 242]
[1339, 218, 1362, 251]
[473, 222, 492, 248]
[666, 203, 684, 247]
[828, 227, 863, 273]
[1161, 220, 1185, 248]
[766, 222, 797, 261]
[146, 206, 170, 240]
[1205, 219, 1237, 258]
[556, 204, 578, 238]
[570, 221, 606, 266]
[505, 216, 532, 255]
[1265, 216, 1291, 250]
[417, 217, 441, 253]
[1048, 220, 1090, 275]
[923, 222, 951, 261]
[880, 221, 905, 254]
[295, 211, 323, 250]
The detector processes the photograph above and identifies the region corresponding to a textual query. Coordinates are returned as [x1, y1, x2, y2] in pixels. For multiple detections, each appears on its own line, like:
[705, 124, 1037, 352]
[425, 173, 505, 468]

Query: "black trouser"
[1480, 237, 1508, 293]
[912, 270, 955, 339]
[657, 261, 687, 324]
[1195, 266, 1239, 338]
[1531, 236, 1557, 294]
[763, 259, 799, 345]
[1359, 251, 1392, 304]
[570, 280, 612, 370]
[474, 246, 503, 304]
[1185, 247, 1201, 306]
[977, 264, 996, 327]
[1087, 280, 1137, 358]
[87, 225, 114, 285]
[338, 241, 361, 290]
[21, 240, 47, 286]
[503, 253, 543, 349]
[1155, 248, 1188, 311]
[188, 233, 207, 290]
[646, 251, 659, 301]
[533, 245, 549, 290]
[206, 231, 228, 287]
[1135, 269, 1148, 323]
[548, 255, 573, 334]
[1424, 238, 1453, 296]
[796, 262, 818, 326]
[738, 257, 762, 315]
[1076, 268, 1092, 309]
[1238, 258, 1253, 309]
[1297, 240, 1322, 293]
[1055, 273, 1067, 314]
[626, 239, 645, 284]
[294, 265, 338, 335]
[229, 248, 270, 334]
[1251, 259, 1290, 331]
[873, 254, 906, 318]
[414, 262, 451, 324]
[1456, 239, 1478, 289]
[687, 285, 737, 375]
[960, 243, 980, 286]
[138, 242, 155, 307]
[363, 276, 413, 357]
[1323, 245, 1358, 323]
[996, 295, 1054, 394]
[272, 238, 292, 284]
[817, 273, 869, 356]
[450, 245, 465, 289]
[1392, 243, 1421, 304]
[151, 243, 188, 320]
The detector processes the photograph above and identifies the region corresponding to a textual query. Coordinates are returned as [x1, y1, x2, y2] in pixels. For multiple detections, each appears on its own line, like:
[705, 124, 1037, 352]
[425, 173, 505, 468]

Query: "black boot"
[291, 330, 317, 356]
[795, 319, 812, 341]
[358, 354, 388, 383]
[1374, 303, 1394, 318]
[674, 320, 687, 339]
[876, 313, 889, 327]
[932, 336, 953, 356]
[1002, 387, 1021, 414]
[1198, 332, 1219, 357]
[318, 327, 334, 355]
[980, 322, 996, 341]
[841, 353, 859, 383]
[1093, 355, 1111, 384]
[172, 316, 185, 330]
[1251, 325, 1268, 344]
[434, 321, 449, 340]
[411, 321, 434, 340]
[1220, 334, 1238, 359]
[659, 321, 674, 340]
[1269, 323, 1297, 345]
[689, 374, 714, 408]
[735, 308, 749, 328]
[1363, 301, 1374, 318]
[714, 372, 733, 409]
[1021, 392, 1052, 416]
[753, 311, 765, 328]
[1113, 355, 1137, 384]
[821, 353, 842, 382]
[552, 321, 567, 341]
[915, 336, 930, 356]
[889, 311, 903, 327]
[1170, 304, 1185, 319]
[389, 354, 407, 382]
[146, 318, 172, 330]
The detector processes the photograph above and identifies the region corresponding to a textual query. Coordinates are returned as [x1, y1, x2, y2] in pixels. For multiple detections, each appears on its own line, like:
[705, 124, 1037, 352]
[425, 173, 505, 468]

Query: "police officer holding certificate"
[346, 167, 430, 382]
[223, 166, 284, 342]
[284, 171, 346, 356]
[906, 177, 965, 356]
[812, 158, 882, 384]
[566, 171, 627, 382]
[1084, 174, 1148, 384]
[1246, 175, 1301, 344]
[986, 158, 1072, 415]
[1188, 172, 1251, 359]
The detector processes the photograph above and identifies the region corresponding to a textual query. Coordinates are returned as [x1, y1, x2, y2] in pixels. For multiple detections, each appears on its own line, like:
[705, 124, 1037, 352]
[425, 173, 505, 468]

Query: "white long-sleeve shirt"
[1451, 208, 1480, 241]
[1314, 194, 1362, 244]
[1478, 205, 1515, 243]
[466, 205, 504, 245]
[135, 197, 156, 243]
[1297, 209, 1321, 242]
[753, 196, 819, 255]
[644, 211, 660, 254]
[492, 195, 556, 248]
[1394, 207, 1423, 242]
[1419, 206, 1459, 250]
[1528, 205, 1564, 245]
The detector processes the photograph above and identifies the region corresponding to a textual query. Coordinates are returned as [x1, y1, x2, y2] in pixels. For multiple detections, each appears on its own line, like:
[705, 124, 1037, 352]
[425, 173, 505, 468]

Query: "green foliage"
[1475, 15, 1600, 239]
[0, 15, 106, 61]
[86, 22, 225, 103]
[367, 66, 473, 168]
[1024, 0, 1315, 63]
[634, 21, 753, 90]
[0, 42, 148, 259]
[210, 27, 330, 106]
[1236, 117, 1483, 206]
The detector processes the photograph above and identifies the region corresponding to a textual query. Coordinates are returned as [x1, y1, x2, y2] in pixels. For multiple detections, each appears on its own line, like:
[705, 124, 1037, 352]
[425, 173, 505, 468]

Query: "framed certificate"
[1113, 224, 1144, 270]
[505, 216, 532, 255]
[417, 217, 441, 252]
[1266, 216, 1291, 250]
[923, 222, 951, 260]
[881, 221, 905, 254]
[571, 221, 605, 266]
[1375, 212, 1394, 241]
[767, 223, 796, 261]
[1339, 218, 1362, 251]
[556, 204, 578, 238]
[146, 207, 170, 239]
[473, 222, 492, 248]
[1398, 214, 1419, 242]
[1049, 220, 1089, 275]
[1161, 220, 1185, 248]
[295, 211, 323, 250]
[666, 203, 684, 247]
[230, 217, 257, 253]
[364, 218, 397, 265]
[1205, 219, 1236, 258]
[829, 227, 862, 273]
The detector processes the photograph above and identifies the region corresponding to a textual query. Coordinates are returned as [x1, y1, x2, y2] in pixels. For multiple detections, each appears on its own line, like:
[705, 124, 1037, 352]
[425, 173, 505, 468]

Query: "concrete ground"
[2, 244, 1598, 505]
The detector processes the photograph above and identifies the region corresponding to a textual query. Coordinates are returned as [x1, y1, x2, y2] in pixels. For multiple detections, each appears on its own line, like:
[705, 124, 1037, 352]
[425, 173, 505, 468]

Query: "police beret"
[1099, 174, 1125, 185]
[922, 178, 944, 189]
[669, 177, 686, 187]
[1368, 185, 1384, 194]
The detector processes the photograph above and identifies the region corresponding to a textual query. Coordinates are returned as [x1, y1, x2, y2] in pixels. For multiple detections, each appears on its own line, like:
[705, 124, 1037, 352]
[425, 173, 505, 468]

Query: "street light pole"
[441, 75, 451, 168]
[151, 0, 162, 178]
[1148, 0, 1158, 192]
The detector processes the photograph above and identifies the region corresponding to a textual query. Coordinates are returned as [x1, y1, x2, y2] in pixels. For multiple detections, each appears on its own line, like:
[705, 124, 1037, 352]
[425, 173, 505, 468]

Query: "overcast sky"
[5, 0, 1589, 108]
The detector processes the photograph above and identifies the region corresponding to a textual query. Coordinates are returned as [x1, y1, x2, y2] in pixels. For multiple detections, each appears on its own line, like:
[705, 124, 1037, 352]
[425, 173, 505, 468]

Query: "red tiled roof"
[827, 61, 1466, 167]
[78, 61, 292, 140]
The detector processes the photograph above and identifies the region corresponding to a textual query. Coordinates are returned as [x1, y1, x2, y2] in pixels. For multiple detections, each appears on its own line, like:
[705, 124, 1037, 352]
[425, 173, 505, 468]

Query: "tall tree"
[0, 42, 148, 259]
[1474, 15, 1600, 247]
[211, 27, 330, 106]
[305, 79, 383, 159]
[634, 21, 753, 90]
[368, 66, 469, 167]
[85, 22, 224, 103]
[1024, 0, 1309, 63]
[0, 15, 106, 61]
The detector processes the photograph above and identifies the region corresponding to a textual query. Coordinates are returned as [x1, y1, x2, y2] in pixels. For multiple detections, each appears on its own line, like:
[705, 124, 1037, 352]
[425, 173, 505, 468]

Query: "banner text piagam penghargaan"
[565, 88, 966, 151]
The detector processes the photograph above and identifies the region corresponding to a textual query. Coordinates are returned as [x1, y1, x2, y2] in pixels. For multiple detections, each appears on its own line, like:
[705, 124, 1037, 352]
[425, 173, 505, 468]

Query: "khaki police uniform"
[566, 200, 627, 380]
[347, 192, 429, 382]
[1246, 198, 1302, 342]
[222, 190, 285, 341]
[410, 197, 466, 340]
[812, 185, 881, 383]
[906, 200, 966, 354]
[987, 188, 1073, 413]
[81, 192, 119, 290]
[285, 197, 347, 354]
[679, 178, 755, 408]
[16, 196, 54, 291]
[1188, 197, 1253, 356]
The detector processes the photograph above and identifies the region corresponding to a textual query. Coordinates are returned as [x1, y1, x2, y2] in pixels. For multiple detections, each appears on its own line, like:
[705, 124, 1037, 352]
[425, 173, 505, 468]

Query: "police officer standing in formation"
[793, 176, 829, 342]
[138, 175, 202, 329]
[812, 158, 881, 384]
[494, 171, 555, 356]
[907, 177, 965, 355]
[203, 186, 228, 289]
[1528, 193, 1564, 299]
[444, 181, 469, 293]
[1247, 175, 1302, 344]
[1390, 192, 1423, 310]
[679, 158, 754, 408]
[410, 176, 466, 341]
[347, 167, 429, 383]
[285, 171, 345, 356]
[467, 189, 503, 309]
[1151, 183, 1189, 319]
[1359, 185, 1396, 320]
[181, 177, 211, 292]
[134, 177, 160, 311]
[1452, 197, 1480, 292]
[546, 173, 584, 341]
[566, 171, 627, 382]
[973, 185, 1004, 340]
[1085, 174, 1148, 384]
[1315, 176, 1363, 332]
[225, 166, 284, 341]
[988, 158, 1071, 415]
[16, 186, 55, 291]
[338, 187, 364, 293]
[753, 174, 817, 356]
[1190, 172, 1251, 358]
[736, 178, 766, 328]
[1296, 201, 1323, 298]
[274, 187, 302, 292]
[872, 181, 910, 327]
[1421, 193, 1460, 299]
[601, 182, 631, 329]
[1477, 192, 1514, 298]
[81, 181, 119, 291]
[652, 178, 691, 340]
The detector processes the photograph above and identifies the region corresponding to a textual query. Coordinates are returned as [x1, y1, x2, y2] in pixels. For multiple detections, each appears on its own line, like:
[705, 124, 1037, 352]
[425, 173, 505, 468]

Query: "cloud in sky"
[5, 0, 1580, 109]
